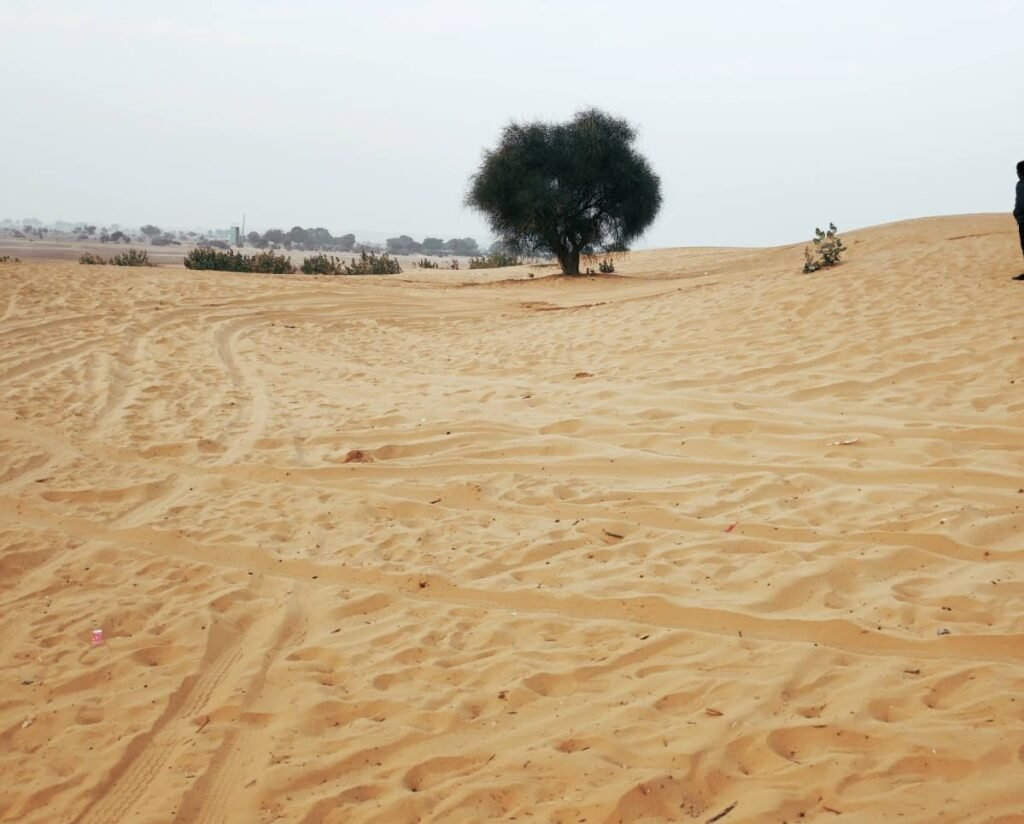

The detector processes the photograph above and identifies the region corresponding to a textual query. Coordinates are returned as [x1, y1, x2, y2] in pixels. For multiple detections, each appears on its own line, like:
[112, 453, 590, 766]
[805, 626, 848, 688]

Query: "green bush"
[79, 252, 106, 265]
[598, 257, 616, 273]
[468, 251, 522, 269]
[250, 250, 296, 274]
[109, 248, 154, 267]
[341, 251, 402, 275]
[300, 254, 345, 275]
[0, 255, 21, 263]
[184, 247, 295, 274]
[803, 223, 847, 273]
[417, 258, 440, 269]
[184, 247, 248, 271]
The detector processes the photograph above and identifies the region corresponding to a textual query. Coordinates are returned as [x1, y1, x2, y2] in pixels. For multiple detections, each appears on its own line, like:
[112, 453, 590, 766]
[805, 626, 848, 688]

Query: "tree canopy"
[466, 109, 661, 275]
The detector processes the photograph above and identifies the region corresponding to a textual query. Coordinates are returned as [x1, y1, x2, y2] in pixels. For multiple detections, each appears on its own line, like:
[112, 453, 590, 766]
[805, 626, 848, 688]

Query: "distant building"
[229, 226, 241, 246]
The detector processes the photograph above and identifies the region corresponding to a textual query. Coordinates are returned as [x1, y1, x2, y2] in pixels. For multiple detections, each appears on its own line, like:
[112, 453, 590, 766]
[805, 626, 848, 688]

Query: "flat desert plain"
[1, 214, 1022, 824]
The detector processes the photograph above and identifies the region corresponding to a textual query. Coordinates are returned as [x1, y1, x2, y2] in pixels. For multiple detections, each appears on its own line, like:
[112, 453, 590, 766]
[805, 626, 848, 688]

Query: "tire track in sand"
[212, 314, 272, 466]
[88, 305, 206, 439]
[72, 614, 248, 824]
[173, 591, 306, 824]
[105, 310, 271, 530]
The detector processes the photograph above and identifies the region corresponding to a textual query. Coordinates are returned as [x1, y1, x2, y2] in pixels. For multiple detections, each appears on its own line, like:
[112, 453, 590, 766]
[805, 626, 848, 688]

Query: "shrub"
[79, 252, 106, 265]
[300, 254, 345, 275]
[417, 258, 440, 269]
[184, 247, 295, 274]
[341, 251, 402, 275]
[109, 248, 154, 267]
[184, 247, 248, 271]
[249, 250, 296, 274]
[583, 256, 616, 274]
[803, 223, 847, 273]
[0, 255, 21, 263]
[468, 251, 522, 269]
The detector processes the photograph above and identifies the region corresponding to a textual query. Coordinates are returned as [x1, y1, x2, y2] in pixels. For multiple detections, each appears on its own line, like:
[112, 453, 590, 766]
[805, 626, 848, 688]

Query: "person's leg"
[1019, 220, 1024, 261]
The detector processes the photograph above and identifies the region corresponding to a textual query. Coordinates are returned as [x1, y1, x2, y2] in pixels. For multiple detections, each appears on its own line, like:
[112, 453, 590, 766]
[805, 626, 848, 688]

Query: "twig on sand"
[706, 801, 737, 823]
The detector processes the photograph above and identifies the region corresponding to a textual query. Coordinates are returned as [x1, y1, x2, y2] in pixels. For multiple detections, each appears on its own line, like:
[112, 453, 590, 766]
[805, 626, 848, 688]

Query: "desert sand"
[1, 213, 1022, 824]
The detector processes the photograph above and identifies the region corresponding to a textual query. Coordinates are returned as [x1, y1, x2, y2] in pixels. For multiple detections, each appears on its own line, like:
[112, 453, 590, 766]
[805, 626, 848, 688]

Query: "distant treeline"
[248, 227, 504, 257]
[1, 219, 511, 259]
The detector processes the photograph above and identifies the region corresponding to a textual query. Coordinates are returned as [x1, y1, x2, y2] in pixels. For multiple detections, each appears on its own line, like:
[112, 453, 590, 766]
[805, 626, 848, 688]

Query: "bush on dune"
[184, 247, 295, 274]
[300, 254, 346, 274]
[298, 251, 402, 275]
[803, 223, 847, 273]
[339, 251, 402, 275]
[250, 250, 297, 274]
[109, 249, 154, 267]
[467, 251, 522, 269]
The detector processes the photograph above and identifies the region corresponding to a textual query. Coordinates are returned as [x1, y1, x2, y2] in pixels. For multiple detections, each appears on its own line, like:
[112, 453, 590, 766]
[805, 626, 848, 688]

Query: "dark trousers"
[1019, 220, 1024, 259]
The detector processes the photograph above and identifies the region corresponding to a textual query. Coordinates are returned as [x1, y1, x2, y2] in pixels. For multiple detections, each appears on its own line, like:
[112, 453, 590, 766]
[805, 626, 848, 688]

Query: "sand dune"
[1, 213, 1022, 823]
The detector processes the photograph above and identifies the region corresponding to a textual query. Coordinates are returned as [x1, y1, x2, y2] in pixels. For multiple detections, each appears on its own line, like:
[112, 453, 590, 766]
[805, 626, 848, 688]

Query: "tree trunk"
[558, 248, 581, 275]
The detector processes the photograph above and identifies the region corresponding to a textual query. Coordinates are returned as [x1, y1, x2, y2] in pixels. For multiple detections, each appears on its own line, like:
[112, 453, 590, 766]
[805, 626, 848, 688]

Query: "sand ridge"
[1, 213, 1023, 822]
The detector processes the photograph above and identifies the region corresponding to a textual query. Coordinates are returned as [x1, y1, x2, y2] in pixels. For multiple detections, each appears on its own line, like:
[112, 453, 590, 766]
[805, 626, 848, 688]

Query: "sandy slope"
[0, 214, 1022, 824]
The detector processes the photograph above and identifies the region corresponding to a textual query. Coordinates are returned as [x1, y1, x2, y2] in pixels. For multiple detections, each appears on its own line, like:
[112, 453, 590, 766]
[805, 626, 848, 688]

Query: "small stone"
[936, 628, 952, 636]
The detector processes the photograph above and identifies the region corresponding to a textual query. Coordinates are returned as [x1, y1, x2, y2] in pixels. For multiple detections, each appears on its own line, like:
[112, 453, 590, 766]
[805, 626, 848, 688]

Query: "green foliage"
[340, 251, 402, 275]
[417, 258, 440, 269]
[803, 223, 847, 273]
[79, 252, 106, 265]
[183, 247, 295, 274]
[109, 248, 154, 267]
[300, 254, 346, 275]
[296, 251, 402, 275]
[250, 250, 297, 274]
[583, 256, 616, 274]
[468, 251, 522, 269]
[140, 224, 161, 238]
[184, 247, 249, 271]
[467, 108, 662, 275]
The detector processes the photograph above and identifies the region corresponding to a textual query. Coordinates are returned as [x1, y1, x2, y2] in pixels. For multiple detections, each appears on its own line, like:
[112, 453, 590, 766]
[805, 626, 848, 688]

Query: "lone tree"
[466, 109, 661, 275]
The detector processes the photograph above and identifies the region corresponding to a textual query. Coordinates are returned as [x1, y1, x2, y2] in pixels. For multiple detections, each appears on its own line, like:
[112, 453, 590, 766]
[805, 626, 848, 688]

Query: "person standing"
[1016, 161, 1024, 265]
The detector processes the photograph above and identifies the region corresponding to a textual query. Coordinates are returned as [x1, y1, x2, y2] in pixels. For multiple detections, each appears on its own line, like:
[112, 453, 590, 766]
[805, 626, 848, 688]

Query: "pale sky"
[1, 1, 1020, 247]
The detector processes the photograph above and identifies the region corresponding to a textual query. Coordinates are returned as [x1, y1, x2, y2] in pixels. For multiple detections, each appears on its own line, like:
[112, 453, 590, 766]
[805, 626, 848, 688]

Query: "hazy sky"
[1, 1, 1020, 247]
